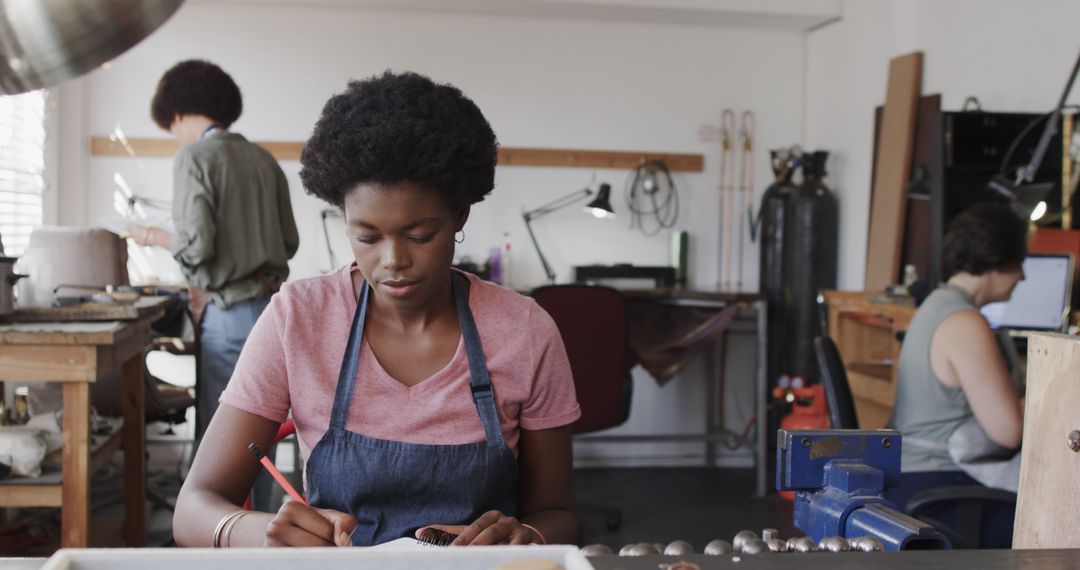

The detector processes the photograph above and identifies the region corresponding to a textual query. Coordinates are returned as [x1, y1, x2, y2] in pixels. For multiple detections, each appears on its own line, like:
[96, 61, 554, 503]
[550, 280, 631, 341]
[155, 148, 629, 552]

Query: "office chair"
[905, 485, 1016, 549]
[531, 284, 633, 531]
[813, 336, 858, 429]
[812, 335, 1017, 548]
[144, 292, 201, 431]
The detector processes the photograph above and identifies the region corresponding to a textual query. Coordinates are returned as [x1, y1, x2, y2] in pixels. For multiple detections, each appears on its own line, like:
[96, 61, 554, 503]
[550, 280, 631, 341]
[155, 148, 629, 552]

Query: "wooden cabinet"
[823, 291, 916, 429]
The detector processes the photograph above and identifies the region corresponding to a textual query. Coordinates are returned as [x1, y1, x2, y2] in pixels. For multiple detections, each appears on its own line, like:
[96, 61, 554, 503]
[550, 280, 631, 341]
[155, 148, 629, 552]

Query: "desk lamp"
[987, 48, 1080, 221]
[523, 183, 615, 284]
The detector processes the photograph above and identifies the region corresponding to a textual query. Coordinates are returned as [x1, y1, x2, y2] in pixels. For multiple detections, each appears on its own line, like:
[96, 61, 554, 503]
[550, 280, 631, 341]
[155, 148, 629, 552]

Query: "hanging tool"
[736, 110, 755, 292]
[719, 109, 736, 291]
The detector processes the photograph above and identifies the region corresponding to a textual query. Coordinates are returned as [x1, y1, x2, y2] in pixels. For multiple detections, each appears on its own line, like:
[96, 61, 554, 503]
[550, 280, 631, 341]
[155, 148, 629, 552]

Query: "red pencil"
[249, 443, 307, 505]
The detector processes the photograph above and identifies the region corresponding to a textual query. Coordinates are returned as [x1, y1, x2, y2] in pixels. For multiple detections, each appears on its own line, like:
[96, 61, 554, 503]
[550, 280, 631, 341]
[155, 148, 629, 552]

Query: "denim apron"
[304, 272, 519, 546]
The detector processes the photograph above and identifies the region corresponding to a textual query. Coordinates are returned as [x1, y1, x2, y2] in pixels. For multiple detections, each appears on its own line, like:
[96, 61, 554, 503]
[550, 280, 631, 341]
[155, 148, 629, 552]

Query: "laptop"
[980, 253, 1075, 335]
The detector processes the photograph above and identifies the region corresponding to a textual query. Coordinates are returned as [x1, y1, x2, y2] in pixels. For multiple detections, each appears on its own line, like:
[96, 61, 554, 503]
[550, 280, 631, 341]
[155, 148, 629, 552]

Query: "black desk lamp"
[523, 183, 616, 284]
[988, 48, 1080, 221]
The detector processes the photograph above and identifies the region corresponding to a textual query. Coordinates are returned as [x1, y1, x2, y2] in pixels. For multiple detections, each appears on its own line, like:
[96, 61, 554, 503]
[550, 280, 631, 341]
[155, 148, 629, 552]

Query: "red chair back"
[532, 285, 631, 435]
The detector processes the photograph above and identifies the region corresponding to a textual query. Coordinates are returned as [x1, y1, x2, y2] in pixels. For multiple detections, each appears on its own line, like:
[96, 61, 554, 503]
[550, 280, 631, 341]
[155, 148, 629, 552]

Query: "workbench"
[0, 299, 168, 547]
[10, 546, 1080, 569]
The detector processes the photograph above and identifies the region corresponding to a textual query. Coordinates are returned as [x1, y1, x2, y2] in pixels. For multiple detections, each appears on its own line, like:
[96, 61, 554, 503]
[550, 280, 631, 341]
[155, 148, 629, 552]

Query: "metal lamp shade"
[0, 0, 184, 95]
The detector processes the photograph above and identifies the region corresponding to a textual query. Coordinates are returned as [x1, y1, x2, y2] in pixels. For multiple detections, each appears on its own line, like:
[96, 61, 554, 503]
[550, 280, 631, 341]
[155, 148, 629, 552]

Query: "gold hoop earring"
[454, 230, 465, 243]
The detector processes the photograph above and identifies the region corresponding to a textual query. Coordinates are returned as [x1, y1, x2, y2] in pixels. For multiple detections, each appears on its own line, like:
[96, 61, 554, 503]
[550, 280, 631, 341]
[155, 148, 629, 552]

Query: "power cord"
[624, 159, 679, 236]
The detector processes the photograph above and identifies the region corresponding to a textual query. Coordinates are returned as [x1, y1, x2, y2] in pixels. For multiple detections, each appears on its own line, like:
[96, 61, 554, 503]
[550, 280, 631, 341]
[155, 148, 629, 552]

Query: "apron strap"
[329, 279, 370, 430]
[452, 272, 504, 444]
[327, 272, 504, 444]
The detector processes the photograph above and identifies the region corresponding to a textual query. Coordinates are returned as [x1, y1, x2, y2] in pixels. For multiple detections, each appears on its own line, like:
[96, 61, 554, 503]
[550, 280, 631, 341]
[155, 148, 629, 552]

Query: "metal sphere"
[624, 543, 660, 556]
[664, 540, 695, 556]
[787, 537, 818, 552]
[580, 544, 613, 556]
[740, 538, 771, 555]
[849, 536, 884, 552]
[765, 538, 788, 552]
[703, 539, 734, 555]
[732, 530, 760, 552]
[818, 536, 851, 552]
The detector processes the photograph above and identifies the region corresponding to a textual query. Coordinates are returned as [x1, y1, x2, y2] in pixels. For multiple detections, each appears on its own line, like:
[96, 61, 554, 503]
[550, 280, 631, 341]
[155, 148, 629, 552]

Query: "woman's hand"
[418, 511, 542, 546]
[125, 224, 156, 247]
[264, 501, 358, 547]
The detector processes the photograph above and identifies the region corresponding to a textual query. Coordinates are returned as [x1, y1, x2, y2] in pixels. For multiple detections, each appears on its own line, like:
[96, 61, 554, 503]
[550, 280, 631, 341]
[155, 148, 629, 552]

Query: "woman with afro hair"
[174, 71, 581, 548]
[129, 59, 299, 511]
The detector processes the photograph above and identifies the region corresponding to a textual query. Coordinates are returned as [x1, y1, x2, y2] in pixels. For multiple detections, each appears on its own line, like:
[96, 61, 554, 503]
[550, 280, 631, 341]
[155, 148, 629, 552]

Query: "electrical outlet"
[697, 124, 718, 143]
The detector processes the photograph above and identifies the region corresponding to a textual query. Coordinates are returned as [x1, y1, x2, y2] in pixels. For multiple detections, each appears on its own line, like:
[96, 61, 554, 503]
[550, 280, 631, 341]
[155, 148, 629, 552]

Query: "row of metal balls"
[580, 529, 885, 556]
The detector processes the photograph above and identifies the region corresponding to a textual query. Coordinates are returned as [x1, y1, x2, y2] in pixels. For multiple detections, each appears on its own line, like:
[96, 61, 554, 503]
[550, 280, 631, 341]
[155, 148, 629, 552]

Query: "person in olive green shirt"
[128, 60, 298, 510]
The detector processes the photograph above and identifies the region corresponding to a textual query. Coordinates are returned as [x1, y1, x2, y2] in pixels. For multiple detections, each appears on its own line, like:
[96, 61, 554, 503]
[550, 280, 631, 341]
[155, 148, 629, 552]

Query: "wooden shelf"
[847, 361, 893, 381]
[90, 136, 704, 172]
[847, 371, 896, 409]
[0, 420, 124, 508]
[837, 310, 895, 330]
[825, 290, 914, 429]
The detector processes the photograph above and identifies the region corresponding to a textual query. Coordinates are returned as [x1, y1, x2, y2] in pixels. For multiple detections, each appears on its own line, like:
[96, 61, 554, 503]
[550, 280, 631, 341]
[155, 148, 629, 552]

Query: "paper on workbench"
[367, 537, 442, 550]
[97, 216, 174, 238]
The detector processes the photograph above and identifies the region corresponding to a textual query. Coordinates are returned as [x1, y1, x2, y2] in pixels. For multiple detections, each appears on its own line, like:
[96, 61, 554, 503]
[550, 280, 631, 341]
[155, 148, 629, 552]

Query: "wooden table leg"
[62, 382, 90, 548]
[121, 353, 146, 547]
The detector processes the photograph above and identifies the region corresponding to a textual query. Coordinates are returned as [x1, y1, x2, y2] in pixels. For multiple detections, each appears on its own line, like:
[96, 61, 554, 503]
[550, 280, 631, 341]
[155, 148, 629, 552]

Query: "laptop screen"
[980, 254, 1074, 331]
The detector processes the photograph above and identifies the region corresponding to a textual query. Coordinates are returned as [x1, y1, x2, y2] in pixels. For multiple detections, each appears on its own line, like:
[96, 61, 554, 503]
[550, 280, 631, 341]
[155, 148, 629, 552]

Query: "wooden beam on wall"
[90, 136, 704, 172]
[864, 51, 923, 292]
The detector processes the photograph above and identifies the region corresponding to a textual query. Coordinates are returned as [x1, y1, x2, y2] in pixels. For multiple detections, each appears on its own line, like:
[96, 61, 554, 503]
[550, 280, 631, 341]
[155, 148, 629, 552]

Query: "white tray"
[40, 546, 593, 570]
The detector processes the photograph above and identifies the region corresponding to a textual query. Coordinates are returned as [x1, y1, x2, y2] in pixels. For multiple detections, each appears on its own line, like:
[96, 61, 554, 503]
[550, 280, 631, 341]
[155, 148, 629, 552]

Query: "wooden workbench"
[0, 301, 167, 547]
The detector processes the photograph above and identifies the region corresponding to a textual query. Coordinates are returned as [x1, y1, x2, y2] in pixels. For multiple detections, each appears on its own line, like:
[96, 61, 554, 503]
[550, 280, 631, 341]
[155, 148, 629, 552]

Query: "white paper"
[368, 537, 444, 551]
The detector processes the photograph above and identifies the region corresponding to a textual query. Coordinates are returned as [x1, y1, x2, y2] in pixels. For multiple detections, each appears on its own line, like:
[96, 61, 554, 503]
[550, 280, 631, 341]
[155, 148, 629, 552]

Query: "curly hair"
[942, 201, 1028, 278]
[151, 60, 243, 130]
[299, 71, 497, 209]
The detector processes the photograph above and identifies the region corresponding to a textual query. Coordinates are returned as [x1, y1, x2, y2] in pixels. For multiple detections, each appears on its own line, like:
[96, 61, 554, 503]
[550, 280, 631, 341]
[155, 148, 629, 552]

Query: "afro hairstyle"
[942, 201, 1028, 279]
[299, 71, 497, 210]
[151, 60, 243, 131]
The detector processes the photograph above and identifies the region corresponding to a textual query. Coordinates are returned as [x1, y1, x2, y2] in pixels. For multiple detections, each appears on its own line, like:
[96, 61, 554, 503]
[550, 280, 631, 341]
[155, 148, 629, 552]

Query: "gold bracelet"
[520, 522, 547, 545]
[213, 510, 248, 548]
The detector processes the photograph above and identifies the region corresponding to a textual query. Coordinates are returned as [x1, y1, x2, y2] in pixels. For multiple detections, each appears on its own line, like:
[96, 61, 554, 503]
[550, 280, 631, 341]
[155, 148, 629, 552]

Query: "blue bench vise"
[776, 429, 950, 551]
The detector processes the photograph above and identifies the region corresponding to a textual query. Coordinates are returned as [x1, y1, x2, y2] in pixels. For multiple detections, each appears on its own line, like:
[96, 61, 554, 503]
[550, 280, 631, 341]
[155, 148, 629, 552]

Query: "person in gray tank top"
[891, 202, 1026, 473]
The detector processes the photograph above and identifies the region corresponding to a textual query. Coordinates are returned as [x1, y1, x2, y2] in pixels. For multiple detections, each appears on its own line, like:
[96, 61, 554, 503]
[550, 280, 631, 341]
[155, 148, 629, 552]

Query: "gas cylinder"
[758, 148, 798, 391]
[783, 151, 838, 383]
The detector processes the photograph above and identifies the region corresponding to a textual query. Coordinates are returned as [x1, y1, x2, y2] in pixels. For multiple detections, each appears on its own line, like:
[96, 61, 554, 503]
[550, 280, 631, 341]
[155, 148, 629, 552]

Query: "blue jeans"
[194, 296, 274, 510]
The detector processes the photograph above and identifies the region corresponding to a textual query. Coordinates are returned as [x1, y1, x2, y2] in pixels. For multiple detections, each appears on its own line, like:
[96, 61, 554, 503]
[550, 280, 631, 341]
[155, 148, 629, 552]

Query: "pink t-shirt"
[220, 266, 581, 460]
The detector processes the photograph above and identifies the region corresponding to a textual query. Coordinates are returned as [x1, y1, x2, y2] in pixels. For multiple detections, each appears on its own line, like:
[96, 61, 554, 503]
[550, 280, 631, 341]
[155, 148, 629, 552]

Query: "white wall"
[72, 2, 805, 293]
[806, 0, 1080, 290]
[59, 1, 806, 465]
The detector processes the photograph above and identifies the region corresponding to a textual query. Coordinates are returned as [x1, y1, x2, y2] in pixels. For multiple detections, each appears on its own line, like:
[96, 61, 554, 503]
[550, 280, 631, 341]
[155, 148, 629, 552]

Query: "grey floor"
[574, 467, 795, 551]
[1, 461, 795, 555]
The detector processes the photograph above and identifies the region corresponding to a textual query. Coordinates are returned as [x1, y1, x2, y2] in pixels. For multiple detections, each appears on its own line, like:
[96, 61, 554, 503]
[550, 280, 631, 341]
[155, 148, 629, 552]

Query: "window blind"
[0, 90, 47, 257]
